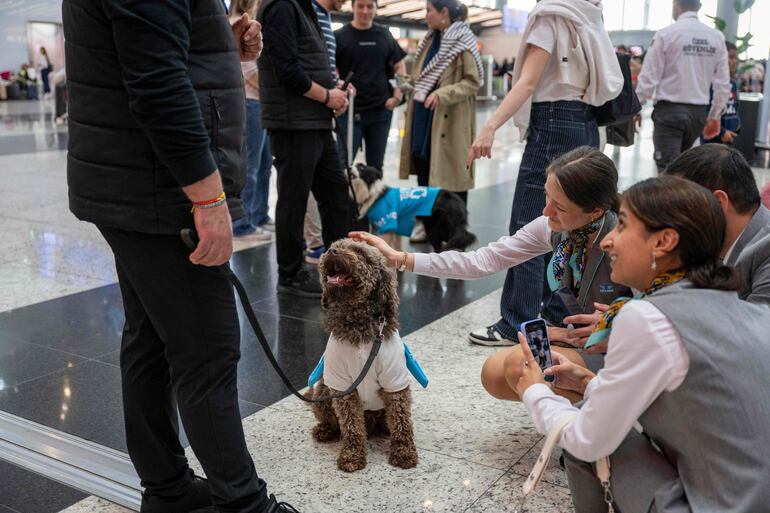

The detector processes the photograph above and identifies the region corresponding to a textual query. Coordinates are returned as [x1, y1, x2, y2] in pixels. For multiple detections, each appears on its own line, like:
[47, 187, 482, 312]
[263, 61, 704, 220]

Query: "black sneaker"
[277, 269, 322, 298]
[468, 323, 518, 347]
[264, 494, 301, 513]
[140, 475, 212, 513]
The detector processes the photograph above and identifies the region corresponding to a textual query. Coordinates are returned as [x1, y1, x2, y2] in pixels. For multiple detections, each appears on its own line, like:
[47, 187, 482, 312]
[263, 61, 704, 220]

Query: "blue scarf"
[546, 217, 603, 293]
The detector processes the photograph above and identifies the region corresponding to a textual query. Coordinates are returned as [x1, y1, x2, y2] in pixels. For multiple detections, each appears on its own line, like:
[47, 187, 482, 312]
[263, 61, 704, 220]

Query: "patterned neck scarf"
[584, 270, 687, 349]
[547, 217, 603, 293]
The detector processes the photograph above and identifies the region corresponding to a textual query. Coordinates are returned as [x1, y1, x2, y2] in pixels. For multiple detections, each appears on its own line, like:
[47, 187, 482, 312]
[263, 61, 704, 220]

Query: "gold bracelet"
[397, 251, 408, 272]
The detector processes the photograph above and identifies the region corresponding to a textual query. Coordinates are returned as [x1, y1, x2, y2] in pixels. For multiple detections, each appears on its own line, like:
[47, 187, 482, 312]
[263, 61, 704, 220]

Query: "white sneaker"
[233, 228, 272, 251]
[258, 219, 275, 232]
[409, 220, 427, 243]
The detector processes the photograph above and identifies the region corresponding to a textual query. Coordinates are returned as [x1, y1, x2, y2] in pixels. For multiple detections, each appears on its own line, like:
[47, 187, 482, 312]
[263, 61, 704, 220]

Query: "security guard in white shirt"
[636, 0, 730, 171]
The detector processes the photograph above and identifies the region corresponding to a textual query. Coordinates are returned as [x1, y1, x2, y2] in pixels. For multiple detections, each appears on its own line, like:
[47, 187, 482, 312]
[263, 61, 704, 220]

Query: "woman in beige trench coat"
[399, 0, 481, 208]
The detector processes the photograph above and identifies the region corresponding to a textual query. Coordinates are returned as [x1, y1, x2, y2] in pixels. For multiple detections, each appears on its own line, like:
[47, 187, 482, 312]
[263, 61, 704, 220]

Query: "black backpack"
[593, 53, 641, 127]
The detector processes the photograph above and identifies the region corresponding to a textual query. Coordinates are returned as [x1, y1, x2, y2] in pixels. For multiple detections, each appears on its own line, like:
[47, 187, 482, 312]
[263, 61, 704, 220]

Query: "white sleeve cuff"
[412, 253, 431, 274]
[522, 383, 554, 409]
[583, 376, 599, 399]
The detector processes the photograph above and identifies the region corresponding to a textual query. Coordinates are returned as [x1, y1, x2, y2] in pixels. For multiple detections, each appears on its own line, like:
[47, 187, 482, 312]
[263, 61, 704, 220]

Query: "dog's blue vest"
[368, 187, 441, 237]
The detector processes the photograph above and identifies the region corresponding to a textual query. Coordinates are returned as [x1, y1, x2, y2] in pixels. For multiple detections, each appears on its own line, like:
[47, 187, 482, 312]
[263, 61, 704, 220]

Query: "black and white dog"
[349, 164, 476, 252]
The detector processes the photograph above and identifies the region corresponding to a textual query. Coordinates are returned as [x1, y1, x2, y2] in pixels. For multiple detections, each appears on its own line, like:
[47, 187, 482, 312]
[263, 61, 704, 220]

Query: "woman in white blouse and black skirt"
[514, 176, 770, 513]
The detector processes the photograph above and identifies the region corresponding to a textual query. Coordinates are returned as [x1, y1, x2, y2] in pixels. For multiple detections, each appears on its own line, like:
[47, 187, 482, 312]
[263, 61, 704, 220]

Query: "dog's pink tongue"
[328, 275, 344, 285]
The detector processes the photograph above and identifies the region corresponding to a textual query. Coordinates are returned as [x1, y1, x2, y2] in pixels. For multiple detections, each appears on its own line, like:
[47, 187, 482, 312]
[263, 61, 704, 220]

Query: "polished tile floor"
[1, 97, 769, 512]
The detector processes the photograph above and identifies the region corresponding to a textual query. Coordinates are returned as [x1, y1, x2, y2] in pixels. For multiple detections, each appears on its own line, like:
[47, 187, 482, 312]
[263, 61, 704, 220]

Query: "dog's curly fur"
[306, 239, 418, 472]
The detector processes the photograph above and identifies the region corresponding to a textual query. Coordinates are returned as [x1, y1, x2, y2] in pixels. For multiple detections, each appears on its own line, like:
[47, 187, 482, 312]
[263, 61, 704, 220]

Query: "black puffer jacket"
[257, 0, 334, 130]
[63, 0, 246, 234]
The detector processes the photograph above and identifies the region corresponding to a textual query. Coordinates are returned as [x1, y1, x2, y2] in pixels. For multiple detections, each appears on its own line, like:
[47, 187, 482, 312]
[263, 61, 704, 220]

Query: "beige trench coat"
[399, 37, 481, 192]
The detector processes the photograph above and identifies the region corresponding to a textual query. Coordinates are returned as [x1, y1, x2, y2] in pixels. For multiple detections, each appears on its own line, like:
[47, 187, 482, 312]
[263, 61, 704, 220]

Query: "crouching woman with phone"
[514, 176, 770, 513]
[351, 146, 631, 403]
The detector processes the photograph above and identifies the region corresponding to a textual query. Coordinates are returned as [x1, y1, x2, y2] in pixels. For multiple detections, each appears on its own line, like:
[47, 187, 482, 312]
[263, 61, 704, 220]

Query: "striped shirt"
[312, 0, 337, 80]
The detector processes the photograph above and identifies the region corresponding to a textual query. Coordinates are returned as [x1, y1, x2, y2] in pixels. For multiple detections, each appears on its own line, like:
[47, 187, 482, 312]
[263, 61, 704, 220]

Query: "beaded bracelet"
[191, 192, 226, 212]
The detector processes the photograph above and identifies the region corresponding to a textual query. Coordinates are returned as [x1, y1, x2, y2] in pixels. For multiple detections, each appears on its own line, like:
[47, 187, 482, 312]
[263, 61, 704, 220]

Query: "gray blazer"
[727, 206, 770, 306]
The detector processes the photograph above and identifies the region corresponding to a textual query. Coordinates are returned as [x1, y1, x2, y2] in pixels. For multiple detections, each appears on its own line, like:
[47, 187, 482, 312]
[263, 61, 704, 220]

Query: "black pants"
[651, 101, 708, 172]
[270, 129, 350, 279]
[98, 227, 268, 513]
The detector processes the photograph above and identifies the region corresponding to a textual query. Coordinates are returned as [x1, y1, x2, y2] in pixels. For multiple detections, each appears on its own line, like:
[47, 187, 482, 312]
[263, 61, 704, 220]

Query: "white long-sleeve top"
[412, 216, 552, 279]
[635, 12, 730, 119]
[522, 300, 690, 462]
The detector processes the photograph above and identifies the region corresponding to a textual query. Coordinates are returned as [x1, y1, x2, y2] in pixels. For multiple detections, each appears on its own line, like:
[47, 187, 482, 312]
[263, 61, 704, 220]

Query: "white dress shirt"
[412, 216, 552, 279]
[522, 300, 690, 462]
[636, 11, 730, 119]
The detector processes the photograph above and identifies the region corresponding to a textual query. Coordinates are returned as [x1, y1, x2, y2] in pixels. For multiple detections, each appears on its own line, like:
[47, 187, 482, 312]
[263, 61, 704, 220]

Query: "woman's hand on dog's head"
[349, 231, 400, 267]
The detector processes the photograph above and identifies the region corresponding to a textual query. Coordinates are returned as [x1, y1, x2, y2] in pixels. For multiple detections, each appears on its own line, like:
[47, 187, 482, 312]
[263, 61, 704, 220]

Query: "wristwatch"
[397, 251, 408, 272]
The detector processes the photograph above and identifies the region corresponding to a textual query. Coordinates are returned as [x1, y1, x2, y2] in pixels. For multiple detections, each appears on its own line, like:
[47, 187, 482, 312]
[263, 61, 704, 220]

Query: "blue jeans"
[337, 107, 393, 170]
[496, 101, 600, 338]
[233, 99, 272, 235]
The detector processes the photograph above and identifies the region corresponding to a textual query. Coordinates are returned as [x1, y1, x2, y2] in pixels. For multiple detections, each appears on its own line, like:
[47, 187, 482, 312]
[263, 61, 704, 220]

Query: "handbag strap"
[519, 413, 615, 513]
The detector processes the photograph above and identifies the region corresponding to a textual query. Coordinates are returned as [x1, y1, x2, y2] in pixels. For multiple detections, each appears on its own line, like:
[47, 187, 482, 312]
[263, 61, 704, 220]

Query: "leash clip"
[377, 316, 386, 337]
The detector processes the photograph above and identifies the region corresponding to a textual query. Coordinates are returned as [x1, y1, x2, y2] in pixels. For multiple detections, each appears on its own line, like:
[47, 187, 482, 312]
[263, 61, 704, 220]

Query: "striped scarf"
[584, 270, 687, 349]
[312, 0, 337, 80]
[546, 217, 603, 294]
[413, 21, 484, 103]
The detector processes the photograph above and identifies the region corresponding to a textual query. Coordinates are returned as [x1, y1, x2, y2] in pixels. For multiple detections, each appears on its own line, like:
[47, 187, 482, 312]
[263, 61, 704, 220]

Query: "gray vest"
[640, 281, 770, 512]
[545, 211, 631, 325]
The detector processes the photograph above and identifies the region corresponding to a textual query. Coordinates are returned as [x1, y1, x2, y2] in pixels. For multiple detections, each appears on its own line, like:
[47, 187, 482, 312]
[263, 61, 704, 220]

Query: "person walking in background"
[63, 0, 300, 511]
[231, 0, 274, 247]
[19, 63, 38, 100]
[399, 0, 482, 214]
[39, 46, 52, 96]
[701, 41, 741, 146]
[335, 0, 407, 172]
[635, 0, 730, 171]
[258, 0, 351, 296]
[465, 0, 622, 346]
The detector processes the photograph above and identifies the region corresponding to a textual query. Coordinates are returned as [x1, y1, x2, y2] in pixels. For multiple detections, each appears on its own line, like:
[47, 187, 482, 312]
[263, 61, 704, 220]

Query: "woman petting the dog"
[515, 176, 770, 513]
[351, 146, 631, 403]
[465, 0, 622, 349]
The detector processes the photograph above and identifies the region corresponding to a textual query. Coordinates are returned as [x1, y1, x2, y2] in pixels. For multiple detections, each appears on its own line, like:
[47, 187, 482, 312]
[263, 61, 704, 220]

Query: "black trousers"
[270, 129, 350, 279]
[651, 101, 708, 172]
[98, 227, 268, 513]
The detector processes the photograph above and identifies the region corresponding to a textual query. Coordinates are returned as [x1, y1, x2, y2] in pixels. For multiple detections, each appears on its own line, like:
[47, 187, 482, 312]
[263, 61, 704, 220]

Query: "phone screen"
[522, 319, 555, 382]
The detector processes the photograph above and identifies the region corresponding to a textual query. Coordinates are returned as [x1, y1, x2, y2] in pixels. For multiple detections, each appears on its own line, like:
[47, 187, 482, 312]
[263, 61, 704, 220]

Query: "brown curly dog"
[305, 239, 418, 472]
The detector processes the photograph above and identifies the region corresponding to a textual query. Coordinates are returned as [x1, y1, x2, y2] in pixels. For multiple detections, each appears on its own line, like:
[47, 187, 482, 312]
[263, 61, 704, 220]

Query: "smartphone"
[520, 319, 555, 383]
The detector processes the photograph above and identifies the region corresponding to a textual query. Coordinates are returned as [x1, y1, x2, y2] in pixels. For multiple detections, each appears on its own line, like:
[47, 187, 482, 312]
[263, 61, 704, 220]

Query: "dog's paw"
[312, 424, 340, 443]
[389, 444, 418, 469]
[337, 453, 367, 472]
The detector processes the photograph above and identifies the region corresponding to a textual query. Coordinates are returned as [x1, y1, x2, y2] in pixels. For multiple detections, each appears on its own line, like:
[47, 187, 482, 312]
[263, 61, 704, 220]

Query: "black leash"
[181, 229, 382, 403]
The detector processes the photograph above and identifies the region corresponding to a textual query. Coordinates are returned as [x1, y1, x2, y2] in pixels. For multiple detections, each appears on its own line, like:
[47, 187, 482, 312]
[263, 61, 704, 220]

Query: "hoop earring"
[651, 253, 657, 271]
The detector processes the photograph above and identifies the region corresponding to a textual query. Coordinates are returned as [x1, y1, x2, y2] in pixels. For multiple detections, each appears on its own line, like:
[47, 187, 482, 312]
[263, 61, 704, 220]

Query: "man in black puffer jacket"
[63, 1, 297, 512]
[258, 0, 351, 297]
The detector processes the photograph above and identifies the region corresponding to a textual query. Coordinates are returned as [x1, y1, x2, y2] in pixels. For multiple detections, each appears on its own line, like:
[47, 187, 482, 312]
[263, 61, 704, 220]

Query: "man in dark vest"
[258, 0, 351, 297]
[63, 1, 297, 511]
